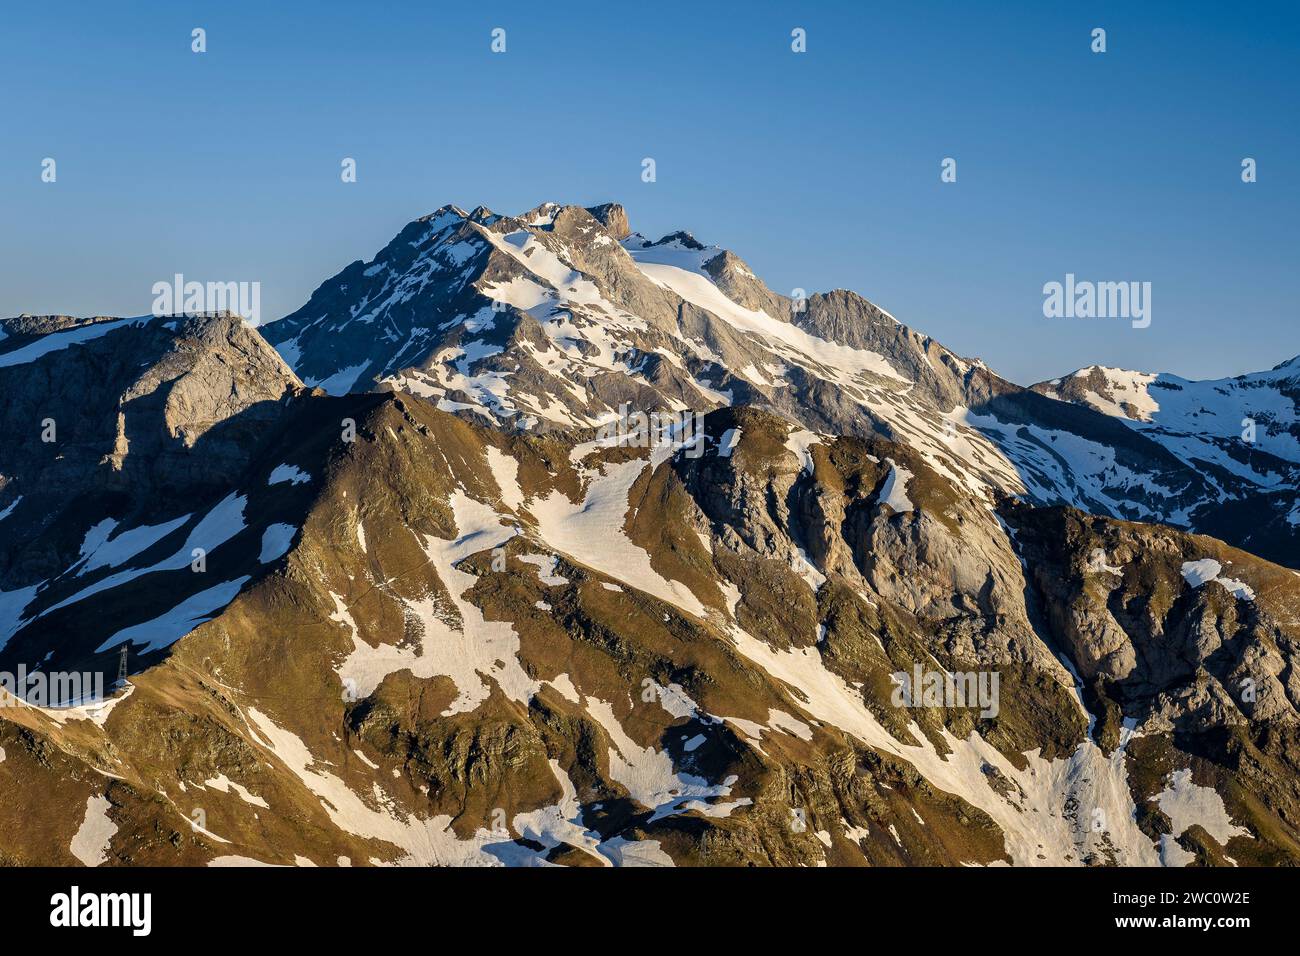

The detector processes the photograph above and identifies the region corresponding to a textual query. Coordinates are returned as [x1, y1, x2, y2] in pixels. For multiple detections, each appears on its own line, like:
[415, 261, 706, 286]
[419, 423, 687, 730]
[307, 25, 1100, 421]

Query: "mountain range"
[0, 202, 1296, 867]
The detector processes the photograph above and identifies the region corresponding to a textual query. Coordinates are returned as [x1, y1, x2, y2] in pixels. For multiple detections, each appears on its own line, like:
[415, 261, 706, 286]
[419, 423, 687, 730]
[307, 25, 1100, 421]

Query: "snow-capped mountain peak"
[261, 201, 1300, 569]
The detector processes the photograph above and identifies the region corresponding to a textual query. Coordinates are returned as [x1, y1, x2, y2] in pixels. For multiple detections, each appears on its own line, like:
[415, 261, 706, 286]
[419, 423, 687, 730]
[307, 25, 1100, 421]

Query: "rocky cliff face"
[0, 312, 309, 686]
[2, 202, 1297, 868]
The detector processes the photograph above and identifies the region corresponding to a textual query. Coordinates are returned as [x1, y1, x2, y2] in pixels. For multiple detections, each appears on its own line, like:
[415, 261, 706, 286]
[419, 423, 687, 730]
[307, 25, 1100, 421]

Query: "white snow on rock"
[0, 316, 147, 369]
[958, 406, 1183, 522]
[545, 673, 581, 703]
[879, 460, 915, 513]
[190, 814, 232, 847]
[30, 683, 136, 727]
[1154, 768, 1251, 866]
[336, 492, 538, 711]
[627, 256, 906, 385]
[204, 774, 270, 809]
[596, 836, 675, 867]
[307, 362, 370, 395]
[1087, 548, 1125, 576]
[248, 706, 515, 865]
[484, 445, 525, 510]
[44, 492, 248, 618]
[584, 697, 747, 823]
[767, 709, 814, 741]
[1078, 364, 1298, 463]
[1181, 558, 1222, 588]
[620, 233, 721, 272]
[268, 463, 311, 486]
[530, 457, 707, 618]
[1038, 362, 1300, 498]
[722, 709, 813, 752]
[1050, 367, 1162, 422]
[509, 759, 607, 866]
[259, 523, 298, 563]
[1180, 559, 1255, 601]
[95, 577, 251, 653]
[518, 553, 567, 586]
[645, 681, 699, 719]
[717, 427, 742, 458]
[790, 546, 827, 591]
[75, 514, 191, 576]
[351, 750, 379, 770]
[784, 429, 821, 475]
[0, 584, 40, 650]
[70, 794, 117, 866]
[207, 855, 279, 867]
[245, 705, 674, 867]
[725, 622, 1168, 865]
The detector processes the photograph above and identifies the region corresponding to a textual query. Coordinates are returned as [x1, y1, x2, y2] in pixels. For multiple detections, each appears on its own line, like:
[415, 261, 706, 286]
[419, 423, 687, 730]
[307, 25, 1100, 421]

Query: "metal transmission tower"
[117, 644, 128, 687]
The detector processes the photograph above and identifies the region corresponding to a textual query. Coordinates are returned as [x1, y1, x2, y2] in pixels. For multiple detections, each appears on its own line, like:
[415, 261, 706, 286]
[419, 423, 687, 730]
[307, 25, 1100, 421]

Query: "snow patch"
[717, 427, 742, 458]
[879, 460, 915, 512]
[95, 577, 251, 653]
[1180, 559, 1255, 601]
[530, 458, 707, 617]
[268, 464, 311, 486]
[70, 795, 117, 866]
[336, 492, 538, 711]
[259, 523, 297, 563]
[204, 774, 270, 808]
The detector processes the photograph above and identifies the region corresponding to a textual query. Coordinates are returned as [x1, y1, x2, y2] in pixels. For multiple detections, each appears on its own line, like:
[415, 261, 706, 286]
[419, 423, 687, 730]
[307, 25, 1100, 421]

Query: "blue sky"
[2, 0, 1296, 385]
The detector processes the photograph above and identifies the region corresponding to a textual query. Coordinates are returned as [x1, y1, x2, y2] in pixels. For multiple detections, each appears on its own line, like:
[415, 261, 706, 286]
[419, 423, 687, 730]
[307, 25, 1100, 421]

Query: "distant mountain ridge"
[1032, 360, 1300, 560]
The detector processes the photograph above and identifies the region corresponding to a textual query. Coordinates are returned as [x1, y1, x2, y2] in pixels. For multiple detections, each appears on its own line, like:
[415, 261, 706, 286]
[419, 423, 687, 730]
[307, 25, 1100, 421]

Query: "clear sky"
[2, 0, 1296, 385]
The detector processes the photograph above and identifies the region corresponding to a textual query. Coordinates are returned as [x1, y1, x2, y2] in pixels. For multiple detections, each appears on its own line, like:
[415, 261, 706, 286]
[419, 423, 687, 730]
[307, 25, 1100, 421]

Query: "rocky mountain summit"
[0, 203, 1296, 867]
[266, 202, 1300, 568]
